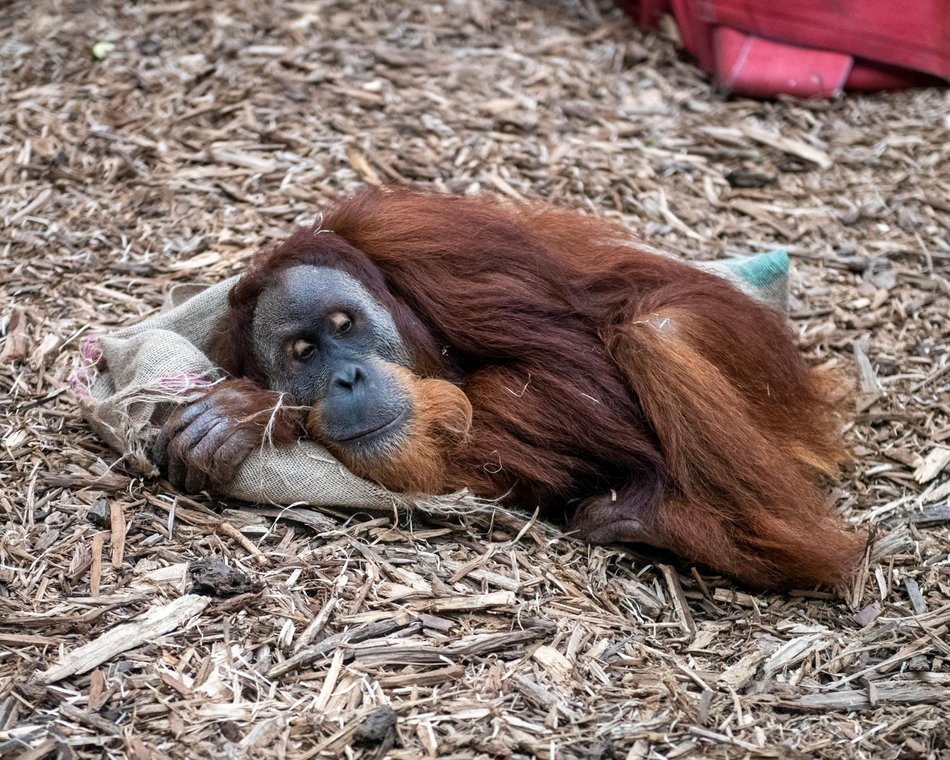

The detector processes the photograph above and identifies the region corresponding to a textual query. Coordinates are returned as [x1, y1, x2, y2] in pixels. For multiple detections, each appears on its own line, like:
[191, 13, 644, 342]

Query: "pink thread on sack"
[156, 372, 215, 393]
[80, 336, 106, 369]
[68, 374, 92, 397]
[68, 336, 108, 396]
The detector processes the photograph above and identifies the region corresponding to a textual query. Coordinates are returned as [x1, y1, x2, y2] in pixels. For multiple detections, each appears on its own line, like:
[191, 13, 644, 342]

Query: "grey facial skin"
[251, 265, 413, 444]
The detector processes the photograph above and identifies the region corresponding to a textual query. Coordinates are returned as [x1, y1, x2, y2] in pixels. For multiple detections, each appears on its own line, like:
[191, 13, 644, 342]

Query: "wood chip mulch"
[1, 1, 948, 758]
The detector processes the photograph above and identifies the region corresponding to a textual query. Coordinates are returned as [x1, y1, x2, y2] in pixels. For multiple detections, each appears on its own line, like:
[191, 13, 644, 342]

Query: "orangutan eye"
[328, 311, 353, 336]
[291, 339, 315, 362]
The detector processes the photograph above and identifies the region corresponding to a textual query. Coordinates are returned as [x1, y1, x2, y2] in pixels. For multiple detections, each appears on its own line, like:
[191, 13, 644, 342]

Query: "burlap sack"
[70, 250, 790, 511]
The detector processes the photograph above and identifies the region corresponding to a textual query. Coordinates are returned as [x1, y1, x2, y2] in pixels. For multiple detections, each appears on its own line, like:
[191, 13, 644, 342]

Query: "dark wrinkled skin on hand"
[152, 385, 269, 494]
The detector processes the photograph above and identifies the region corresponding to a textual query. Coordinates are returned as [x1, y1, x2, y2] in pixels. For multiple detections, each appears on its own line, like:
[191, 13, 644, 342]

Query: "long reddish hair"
[209, 187, 862, 588]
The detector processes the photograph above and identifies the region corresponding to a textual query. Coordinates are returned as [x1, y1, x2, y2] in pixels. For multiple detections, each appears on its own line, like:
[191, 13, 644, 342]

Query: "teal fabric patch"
[702, 250, 790, 315]
[727, 250, 789, 288]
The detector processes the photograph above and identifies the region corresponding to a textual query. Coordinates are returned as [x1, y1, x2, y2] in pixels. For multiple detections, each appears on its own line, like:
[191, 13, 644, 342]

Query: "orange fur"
[206, 186, 866, 589]
[306, 363, 473, 494]
[604, 308, 861, 587]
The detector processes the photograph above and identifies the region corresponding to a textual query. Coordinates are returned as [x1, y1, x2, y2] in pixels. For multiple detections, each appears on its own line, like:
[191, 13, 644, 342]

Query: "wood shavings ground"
[0, 1, 948, 758]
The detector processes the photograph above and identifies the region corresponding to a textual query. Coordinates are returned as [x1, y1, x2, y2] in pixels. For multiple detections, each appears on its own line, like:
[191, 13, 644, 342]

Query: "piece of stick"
[217, 521, 269, 566]
[740, 123, 833, 168]
[660, 564, 696, 637]
[39, 594, 211, 684]
[110, 501, 127, 570]
[90, 532, 104, 597]
[408, 590, 515, 613]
